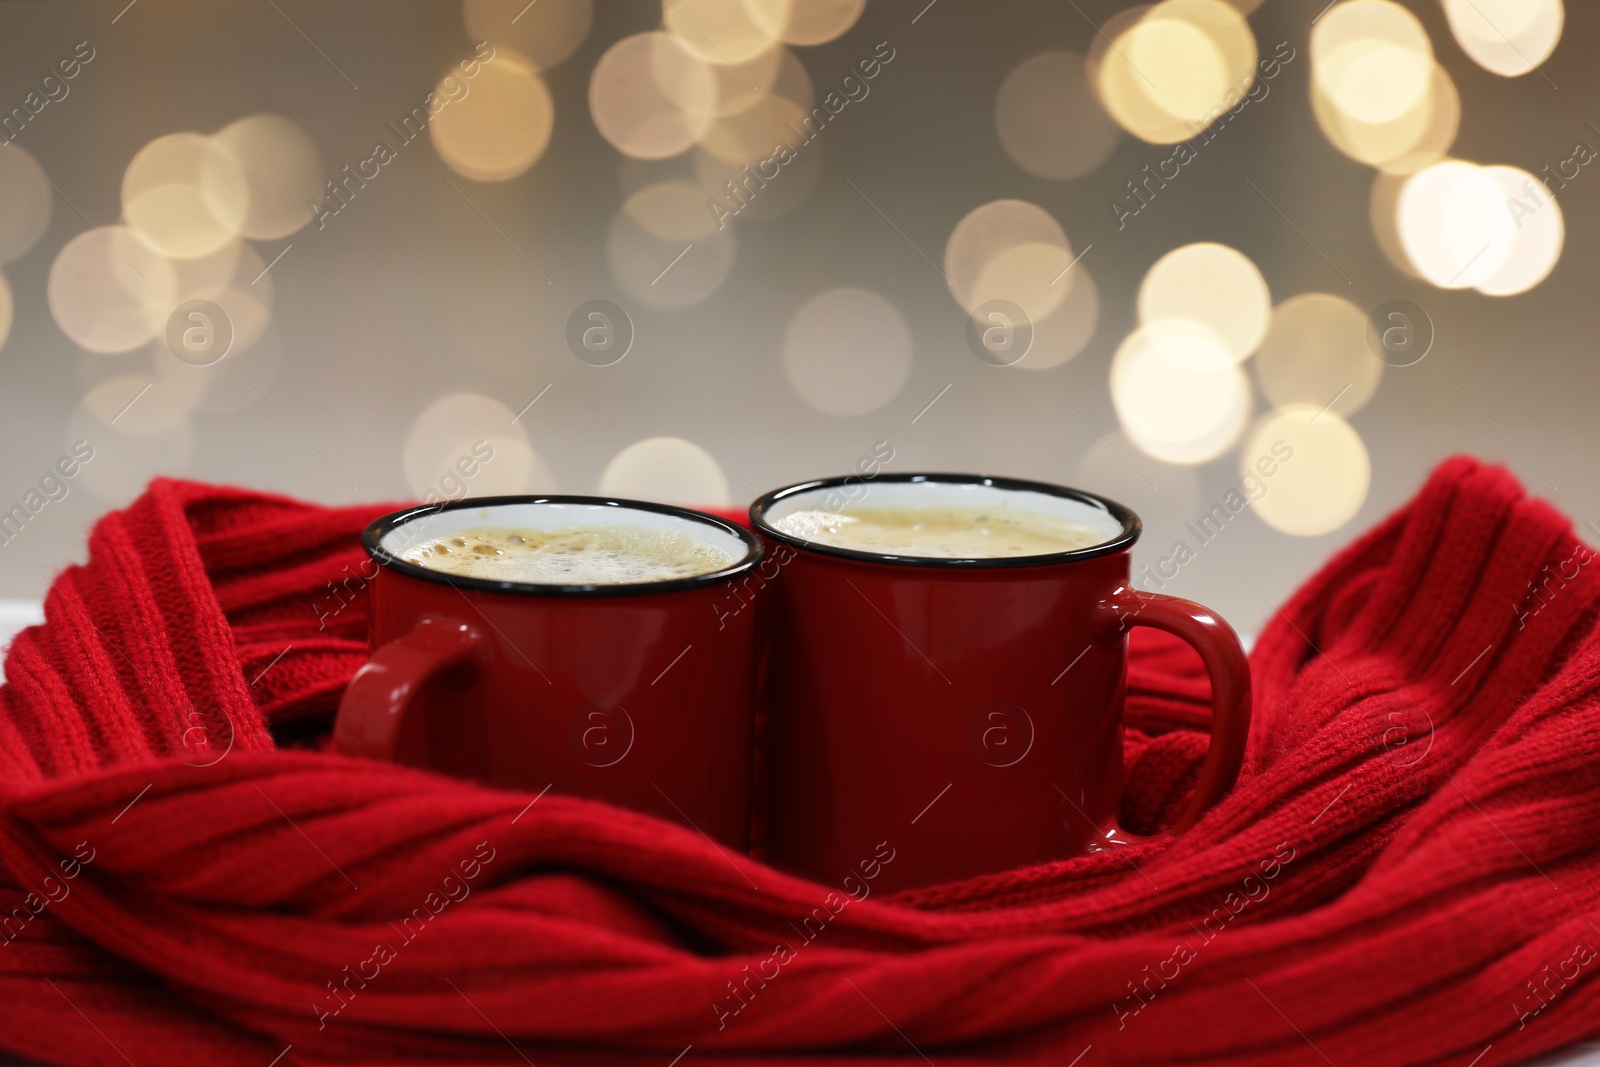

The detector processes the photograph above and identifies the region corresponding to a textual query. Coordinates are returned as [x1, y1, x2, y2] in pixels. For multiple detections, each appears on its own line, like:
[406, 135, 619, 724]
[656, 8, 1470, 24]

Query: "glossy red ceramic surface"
[751, 475, 1251, 893]
[333, 497, 764, 849]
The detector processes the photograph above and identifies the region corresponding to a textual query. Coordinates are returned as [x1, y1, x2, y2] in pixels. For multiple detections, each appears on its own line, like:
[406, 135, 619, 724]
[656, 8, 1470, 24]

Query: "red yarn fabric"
[2, 458, 1598, 1066]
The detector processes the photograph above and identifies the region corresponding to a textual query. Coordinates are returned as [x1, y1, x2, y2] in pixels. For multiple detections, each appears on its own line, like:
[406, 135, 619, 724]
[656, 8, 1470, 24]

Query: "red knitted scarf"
[1, 458, 1597, 1066]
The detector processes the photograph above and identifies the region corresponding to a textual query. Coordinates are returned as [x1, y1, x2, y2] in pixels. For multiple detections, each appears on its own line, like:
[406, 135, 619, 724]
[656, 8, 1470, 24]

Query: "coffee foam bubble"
[402, 525, 735, 585]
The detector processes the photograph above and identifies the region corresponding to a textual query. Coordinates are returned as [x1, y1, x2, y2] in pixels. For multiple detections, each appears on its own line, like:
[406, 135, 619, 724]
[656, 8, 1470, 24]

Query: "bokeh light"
[0, 272, 11, 352]
[1111, 319, 1251, 464]
[598, 436, 731, 507]
[193, 245, 274, 355]
[607, 180, 736, 308]
[783, 287, 912, 416]
[403, 393, 553, 499]
[1017, 265, 1100, 372]
[1094, 0, 1257, 144]
[1137, 242, 1270, 361]
[590, 32, 718, 160]
[1442, 0, 1562, 78]
[944, 199, 1076, 321]
[695, 45, 813, 179]
[1313, 60, 1458, 172]
[431, 47, 554, 182]
[1378, 63, 1459, 175]
[1244, 405, 1370, 536]
[1397, 160, 1516, 289]
[1253, 293, 1381, 417]
[153, 239, 241, 308]
[663, 0, 789, 67]
[694, 139, 822, 221]
[122, 133, 248, 259]
[82, 372, 201, 438]
[49, 227, 178, 353]
[995, 51, 1121, 180]
[772, 0, 864, 45]
[1369, 172, 1421, 278]
[209, 115, 324, 239]
[706, 42, 798, 118]
[1312, 1, 1433, 125]
[0, 145, 52, 265]
[463, 0, 594, 70]
[1477, 165, 1563, 296]
[699, 92, 810, 167]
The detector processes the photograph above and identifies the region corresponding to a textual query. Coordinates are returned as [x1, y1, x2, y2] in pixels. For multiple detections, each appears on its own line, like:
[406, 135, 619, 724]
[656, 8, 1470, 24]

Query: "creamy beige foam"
[773, 505, 1108, 558]
[402, 525, 735, 585]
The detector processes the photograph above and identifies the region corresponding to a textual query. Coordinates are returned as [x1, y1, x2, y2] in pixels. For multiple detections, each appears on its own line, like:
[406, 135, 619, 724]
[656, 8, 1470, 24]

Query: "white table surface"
[0, 601, 1594, 1065]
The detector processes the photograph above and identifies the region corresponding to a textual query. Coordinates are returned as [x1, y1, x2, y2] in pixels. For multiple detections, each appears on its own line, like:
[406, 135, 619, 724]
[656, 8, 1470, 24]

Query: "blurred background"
[0, 0, 1587, 634]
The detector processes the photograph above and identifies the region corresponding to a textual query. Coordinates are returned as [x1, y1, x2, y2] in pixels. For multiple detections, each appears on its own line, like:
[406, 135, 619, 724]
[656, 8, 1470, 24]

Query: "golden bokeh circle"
[598, 436, 731, 507]
[209, 115, 324, 239]
[1377, 64, 1459, 175]
[1137, 242, 1270, 361]
[773, 0, 865, 45]
[431, 48, 554, 181]
[996, 51, 1122, 180]
[1095, 0, 1257, 144]
[663, 0, 791, 67]
[1245, 405, 1370, 536]
[1312, 1, 1433, 125]
[1016, 265, 1100, 372]
[1253, 293, 1381, 417]
[699, 92, 810, 166]
[706, 43, 792, 118]
[590, 32, 719, 160]
[1312, 60, 1457, 172]
[1111, 319, 1251, 464]
[0, 145, 53, 265]
[944, 199, 1075, 320]
[695, 138, 823, 222]
[783, 287, 912, 417]
[1442, 0, 1562, 78]
[403, 392, 553, 499]
[50, 226, 179, 353]
[463, 0, 593, 70]
[607, 181, 736, 308]
[1369, 172, 1421, 279]
[0, 271, 11, 352]
[1477, 165, 1563, 296]
[1397, 160, 1516, 289]
[123, 133, 249, 259]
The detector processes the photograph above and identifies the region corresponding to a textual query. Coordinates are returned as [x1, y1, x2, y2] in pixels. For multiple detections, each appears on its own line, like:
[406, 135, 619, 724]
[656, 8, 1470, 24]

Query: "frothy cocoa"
[402, 525, 735, 585]
[772, 505, 1107, 559]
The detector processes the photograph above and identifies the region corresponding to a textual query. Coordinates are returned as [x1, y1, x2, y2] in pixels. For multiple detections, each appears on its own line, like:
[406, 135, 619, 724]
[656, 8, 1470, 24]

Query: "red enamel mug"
[749, 474, 1251, 892]
[332, 495, 764, 849]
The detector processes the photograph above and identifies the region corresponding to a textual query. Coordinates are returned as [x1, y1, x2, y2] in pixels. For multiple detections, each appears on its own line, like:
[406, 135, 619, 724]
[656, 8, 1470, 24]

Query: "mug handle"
[1098, 588, 1252, 838]
[333, 614, 484, 761]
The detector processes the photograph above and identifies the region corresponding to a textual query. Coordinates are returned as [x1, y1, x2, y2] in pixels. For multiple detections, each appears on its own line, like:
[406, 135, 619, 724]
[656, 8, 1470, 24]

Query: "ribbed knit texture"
[0, 458, 1596, 1066]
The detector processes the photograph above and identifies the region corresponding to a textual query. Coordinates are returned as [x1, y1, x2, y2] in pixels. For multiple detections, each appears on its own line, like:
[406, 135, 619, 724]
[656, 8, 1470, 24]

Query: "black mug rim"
[362, 494, 765, 597]
[748, 473, 1141, 569]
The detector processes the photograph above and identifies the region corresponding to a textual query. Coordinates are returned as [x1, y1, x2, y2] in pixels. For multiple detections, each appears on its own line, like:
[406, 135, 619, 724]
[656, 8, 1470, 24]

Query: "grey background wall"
[0, 0, 1591, 635]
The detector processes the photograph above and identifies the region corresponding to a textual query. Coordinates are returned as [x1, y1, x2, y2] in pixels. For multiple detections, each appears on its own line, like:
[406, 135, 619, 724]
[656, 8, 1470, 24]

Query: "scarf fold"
[1, 457, 1596, 1066]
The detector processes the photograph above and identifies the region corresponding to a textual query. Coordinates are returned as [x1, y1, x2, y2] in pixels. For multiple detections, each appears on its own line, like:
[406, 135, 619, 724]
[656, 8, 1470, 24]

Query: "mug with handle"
[333, 495, 765, 849]
[749, 474, 1251, 892]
